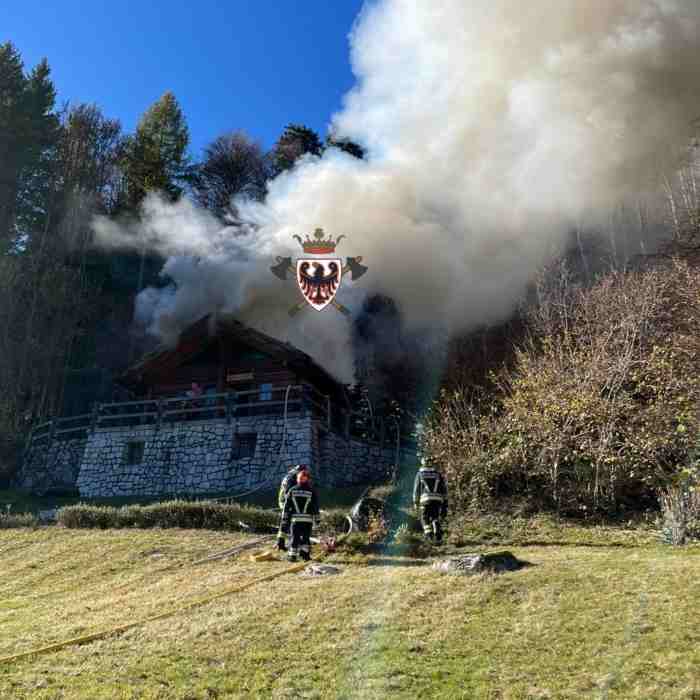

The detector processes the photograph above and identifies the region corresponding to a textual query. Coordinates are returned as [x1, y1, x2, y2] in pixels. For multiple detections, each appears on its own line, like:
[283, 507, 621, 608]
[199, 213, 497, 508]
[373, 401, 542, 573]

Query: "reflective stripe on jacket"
[412, 468, 448, 510]
[281, 485, 320, 524]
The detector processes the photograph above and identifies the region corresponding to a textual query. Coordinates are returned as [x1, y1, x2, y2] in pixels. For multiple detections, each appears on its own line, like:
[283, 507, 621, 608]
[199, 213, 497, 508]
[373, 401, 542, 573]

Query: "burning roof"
[119, 313, 345, 394]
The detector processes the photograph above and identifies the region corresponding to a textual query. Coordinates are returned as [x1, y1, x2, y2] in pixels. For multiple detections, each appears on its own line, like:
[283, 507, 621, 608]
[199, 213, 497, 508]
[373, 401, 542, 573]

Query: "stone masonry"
[20, 414, 411, 497]
[20, 435, 86, 493]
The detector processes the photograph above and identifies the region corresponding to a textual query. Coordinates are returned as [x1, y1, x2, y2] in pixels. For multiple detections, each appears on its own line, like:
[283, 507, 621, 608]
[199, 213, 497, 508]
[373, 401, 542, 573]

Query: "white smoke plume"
[94, 0, 700, 382]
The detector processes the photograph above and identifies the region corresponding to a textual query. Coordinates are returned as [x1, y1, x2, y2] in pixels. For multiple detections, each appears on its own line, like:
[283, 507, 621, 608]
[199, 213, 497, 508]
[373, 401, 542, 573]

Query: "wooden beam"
[217, 336, 225, 392]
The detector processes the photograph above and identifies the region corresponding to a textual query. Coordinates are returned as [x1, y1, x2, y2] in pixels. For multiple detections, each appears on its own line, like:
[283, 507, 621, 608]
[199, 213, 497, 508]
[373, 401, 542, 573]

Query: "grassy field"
[1, 524, 700, 699]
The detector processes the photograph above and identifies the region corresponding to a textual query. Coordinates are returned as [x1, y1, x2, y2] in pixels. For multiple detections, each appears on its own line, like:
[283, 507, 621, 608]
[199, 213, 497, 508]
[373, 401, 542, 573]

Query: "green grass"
[1, 526, 699, 698]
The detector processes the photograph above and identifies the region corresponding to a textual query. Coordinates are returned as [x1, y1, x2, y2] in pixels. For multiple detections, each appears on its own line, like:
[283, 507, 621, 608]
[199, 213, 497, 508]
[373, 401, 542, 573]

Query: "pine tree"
[325, 132, 365, 160]
[0, 43, 58, 250]
[120, 91, 190, 210]
[272, 123, 323, 175]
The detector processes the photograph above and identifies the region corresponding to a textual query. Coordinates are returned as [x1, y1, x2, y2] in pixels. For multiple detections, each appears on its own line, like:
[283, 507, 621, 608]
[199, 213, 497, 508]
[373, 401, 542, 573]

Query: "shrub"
[424, 262, 700, 515]
[58, 500, 279, 532]
[319, 508, 351, 535]
[57, 500, 379, 535]
[0, 512, 39, 528]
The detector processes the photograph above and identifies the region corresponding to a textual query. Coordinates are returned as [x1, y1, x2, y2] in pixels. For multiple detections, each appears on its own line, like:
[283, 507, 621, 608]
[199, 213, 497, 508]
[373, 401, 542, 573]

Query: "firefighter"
[413, 456, 448, 543]
[276, 464, 308, 551]
[280, 467, 320, 562]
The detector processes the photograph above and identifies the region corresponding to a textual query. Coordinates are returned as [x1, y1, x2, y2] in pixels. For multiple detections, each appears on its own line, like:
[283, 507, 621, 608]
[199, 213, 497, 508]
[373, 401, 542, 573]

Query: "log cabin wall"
[147, 337, 301, 399]
[124, 321, 348, 413]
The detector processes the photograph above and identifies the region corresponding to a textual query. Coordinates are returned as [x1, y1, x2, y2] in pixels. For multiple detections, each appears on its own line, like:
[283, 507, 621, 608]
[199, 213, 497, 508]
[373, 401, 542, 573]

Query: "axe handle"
[342, 256, 365, 279]
[331, 300, 351, 316]
[288, 301, 307, 317]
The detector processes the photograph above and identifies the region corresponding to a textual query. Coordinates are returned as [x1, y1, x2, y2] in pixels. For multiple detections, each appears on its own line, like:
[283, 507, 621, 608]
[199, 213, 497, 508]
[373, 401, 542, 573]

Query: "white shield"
[296, 258, 343, 312]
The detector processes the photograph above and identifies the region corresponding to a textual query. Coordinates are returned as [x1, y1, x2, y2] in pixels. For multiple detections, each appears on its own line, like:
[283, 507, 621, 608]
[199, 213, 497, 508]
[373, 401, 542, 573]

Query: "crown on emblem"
[293, 228, 345, 255]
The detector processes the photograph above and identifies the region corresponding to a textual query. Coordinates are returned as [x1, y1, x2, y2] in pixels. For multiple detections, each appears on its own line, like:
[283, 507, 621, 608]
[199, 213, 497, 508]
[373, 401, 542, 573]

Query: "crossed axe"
[270, 256, 368, 317]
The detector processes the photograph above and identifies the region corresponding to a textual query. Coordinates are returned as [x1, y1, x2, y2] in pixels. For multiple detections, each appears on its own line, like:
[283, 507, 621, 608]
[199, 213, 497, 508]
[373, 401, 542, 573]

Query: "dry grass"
[1, 528, 700, 699]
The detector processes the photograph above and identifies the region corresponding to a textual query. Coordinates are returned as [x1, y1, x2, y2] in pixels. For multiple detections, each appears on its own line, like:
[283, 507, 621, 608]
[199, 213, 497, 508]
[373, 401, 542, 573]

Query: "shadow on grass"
[453, 539, 652, 549]
[367, 557, 431, 567]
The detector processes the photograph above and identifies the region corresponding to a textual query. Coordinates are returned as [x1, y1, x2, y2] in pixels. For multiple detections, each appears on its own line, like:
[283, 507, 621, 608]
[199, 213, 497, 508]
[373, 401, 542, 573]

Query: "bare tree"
[191, 131, 268, 221]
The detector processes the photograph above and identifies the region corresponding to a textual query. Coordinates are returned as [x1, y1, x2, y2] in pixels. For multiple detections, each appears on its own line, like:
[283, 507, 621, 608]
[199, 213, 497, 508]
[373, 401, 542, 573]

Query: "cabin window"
[231, 433, 257, 460]
[259, 383, 273, 401]
[124, 440, 145, 465]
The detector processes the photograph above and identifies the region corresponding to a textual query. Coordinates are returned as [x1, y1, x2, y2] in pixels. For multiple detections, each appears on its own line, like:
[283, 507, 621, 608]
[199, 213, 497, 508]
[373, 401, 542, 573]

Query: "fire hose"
[0, 528, 347, 667]
[0, 386, 351, 666]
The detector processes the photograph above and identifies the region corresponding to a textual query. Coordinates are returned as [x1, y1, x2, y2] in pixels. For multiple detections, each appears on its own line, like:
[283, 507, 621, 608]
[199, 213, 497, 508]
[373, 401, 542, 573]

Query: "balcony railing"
[24, 383, 416, 456]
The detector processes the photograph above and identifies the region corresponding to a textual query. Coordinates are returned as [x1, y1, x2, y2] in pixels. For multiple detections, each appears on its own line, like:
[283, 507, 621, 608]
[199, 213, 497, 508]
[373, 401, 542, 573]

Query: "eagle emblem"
[296, 258, 342, 312]
[270, 228, 368, 316]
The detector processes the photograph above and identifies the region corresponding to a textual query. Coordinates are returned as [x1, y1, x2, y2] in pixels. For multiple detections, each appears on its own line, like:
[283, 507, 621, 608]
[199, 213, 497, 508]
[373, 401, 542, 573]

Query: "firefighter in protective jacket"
[276, 464, 308, 551]
[413, 457, 448, 543]
[280, 468, 320, 562]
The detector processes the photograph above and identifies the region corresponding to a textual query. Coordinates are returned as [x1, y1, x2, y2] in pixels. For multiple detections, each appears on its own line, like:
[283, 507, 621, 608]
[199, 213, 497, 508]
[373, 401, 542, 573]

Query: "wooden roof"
[119, 314, 344, 392]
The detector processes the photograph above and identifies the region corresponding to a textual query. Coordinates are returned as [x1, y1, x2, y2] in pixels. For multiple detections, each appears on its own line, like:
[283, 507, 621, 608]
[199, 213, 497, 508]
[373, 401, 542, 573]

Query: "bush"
[57, 500, 362, 534]
[58, 500, 279, 532]
[424, 262, 700, 515]
[0, 512, 39, 528]
[319, 508, 351, 535]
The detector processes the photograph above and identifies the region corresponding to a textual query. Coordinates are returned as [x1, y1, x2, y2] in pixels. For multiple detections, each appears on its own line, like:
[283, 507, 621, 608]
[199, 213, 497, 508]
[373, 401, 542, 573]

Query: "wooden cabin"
[118, 314, 349, 413]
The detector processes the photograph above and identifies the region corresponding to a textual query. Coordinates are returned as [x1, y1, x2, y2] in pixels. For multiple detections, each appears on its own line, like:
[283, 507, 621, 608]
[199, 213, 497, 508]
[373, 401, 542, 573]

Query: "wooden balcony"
[24, 383, 416, 456]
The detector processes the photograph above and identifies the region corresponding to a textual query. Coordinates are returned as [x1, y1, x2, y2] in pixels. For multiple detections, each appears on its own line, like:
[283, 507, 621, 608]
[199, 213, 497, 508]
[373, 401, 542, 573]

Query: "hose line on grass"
[0, 561, 308, 666]
[0, 530, 346, 667]
[0, 387, 335, 667]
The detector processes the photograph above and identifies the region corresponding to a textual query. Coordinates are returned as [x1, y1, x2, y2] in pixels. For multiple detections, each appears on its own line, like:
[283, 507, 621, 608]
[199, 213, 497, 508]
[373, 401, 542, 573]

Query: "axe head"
[270, 256, 293, 280]
[345, 256, 368, 281]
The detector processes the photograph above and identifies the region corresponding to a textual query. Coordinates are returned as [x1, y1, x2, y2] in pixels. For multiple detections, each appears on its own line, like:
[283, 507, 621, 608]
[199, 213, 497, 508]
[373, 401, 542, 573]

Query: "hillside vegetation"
[1, 527, 700, 699]
[425, 260, 700, 516]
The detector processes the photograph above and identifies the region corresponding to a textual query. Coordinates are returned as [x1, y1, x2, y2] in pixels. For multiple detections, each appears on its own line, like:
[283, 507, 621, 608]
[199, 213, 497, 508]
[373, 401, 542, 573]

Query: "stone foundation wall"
[17, 436, 86, 493]
[76, 416, 314, 498]
[20, 415, 415, 497]
[318, 427, 398, 487]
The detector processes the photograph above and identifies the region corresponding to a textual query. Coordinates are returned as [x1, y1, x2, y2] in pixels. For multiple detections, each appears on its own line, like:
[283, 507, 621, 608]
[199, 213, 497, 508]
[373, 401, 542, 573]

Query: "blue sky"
[4, 0, 367, 155]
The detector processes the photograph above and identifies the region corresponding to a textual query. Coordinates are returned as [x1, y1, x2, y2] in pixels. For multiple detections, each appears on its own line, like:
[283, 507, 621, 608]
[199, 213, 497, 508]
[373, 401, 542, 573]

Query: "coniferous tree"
[0, 43, 59, 251]
[119, 91, 191, 210]
[272, 123, 323, 175]
[325, 132, 366, 160]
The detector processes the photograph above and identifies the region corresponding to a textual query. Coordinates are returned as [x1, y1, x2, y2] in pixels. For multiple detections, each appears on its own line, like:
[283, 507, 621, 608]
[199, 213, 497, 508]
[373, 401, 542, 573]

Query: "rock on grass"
[432, 551, 525, 575]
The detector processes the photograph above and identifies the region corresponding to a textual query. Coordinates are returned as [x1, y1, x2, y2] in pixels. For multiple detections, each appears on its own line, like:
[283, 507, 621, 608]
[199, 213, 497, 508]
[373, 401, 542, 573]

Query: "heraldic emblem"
[270, 228, 368, 316]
